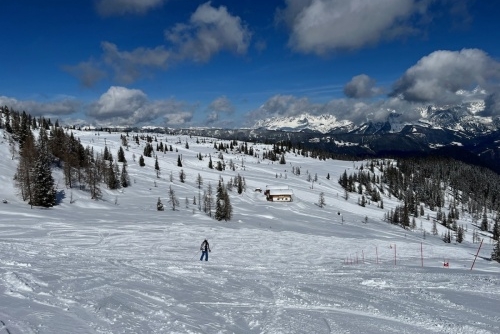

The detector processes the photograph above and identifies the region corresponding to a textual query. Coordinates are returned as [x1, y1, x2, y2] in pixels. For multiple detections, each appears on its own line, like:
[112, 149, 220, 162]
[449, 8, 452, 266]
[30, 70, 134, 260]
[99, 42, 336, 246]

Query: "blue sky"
[1, 0, 500, 127]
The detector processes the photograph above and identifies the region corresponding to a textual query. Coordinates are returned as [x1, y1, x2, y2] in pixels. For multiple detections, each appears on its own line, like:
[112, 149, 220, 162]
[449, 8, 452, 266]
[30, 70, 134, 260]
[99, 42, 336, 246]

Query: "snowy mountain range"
[253, 113, 355, 134]
[252, 101, 498, 135]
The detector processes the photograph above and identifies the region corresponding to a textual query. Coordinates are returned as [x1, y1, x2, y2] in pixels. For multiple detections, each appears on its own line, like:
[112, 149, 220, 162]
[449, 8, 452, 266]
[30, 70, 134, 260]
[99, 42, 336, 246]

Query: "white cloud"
[344, 74, 383, 98]
[246, 94, 426, 126]
[101, 42, 171, 85]
[165, 1, 251, 62]
[87, 86, 193, 126]
[0, 96, 80, 117]
[95, 0, 166, 16]
[392, 49, 500, 104]
[205, 96, 235, 124]
[278, 0, 431, 54]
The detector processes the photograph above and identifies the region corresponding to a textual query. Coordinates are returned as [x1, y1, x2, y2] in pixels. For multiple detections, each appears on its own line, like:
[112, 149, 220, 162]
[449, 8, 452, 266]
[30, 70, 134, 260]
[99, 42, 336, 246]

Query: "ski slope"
[0, 128, 499, 334]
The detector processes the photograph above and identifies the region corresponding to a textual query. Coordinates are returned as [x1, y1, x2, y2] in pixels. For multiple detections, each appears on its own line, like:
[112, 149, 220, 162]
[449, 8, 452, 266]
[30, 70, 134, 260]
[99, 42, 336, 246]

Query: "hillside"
[0, 127, 499, 334]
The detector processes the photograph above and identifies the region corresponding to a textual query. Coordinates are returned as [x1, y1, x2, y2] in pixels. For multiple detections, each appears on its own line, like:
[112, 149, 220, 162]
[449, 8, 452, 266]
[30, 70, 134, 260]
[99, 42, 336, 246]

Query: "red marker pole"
[471, 239, 484, 271]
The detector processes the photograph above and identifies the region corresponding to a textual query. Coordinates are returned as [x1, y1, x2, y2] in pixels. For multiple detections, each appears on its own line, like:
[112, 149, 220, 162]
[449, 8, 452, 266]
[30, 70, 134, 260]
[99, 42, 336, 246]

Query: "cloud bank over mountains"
[4, 46, 500, 127]
[3, 0, 499, 128]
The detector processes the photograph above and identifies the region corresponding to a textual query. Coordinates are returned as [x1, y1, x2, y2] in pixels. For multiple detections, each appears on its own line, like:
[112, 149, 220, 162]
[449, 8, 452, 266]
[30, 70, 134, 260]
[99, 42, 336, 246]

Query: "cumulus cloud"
[62, 60, 107, 88]
[101, 42, 171, 84]
[87, 86, 194, 126]
[67, 2, 250, 86]
[165, 2, 251, 62]
[95, 0, 166, 16]
[277, 0, 424, 54]
[392, 48, 500, 105]
[344, 74, 383, 98]
[206, 95, 235, 124]
[0, 96, 80, 117]
[246, 94, 427, 126]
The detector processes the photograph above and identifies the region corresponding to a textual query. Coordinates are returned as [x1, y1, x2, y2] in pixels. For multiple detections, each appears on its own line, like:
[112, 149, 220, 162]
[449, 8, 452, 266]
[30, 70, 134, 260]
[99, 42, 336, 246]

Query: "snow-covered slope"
[0, 128, 499, 333]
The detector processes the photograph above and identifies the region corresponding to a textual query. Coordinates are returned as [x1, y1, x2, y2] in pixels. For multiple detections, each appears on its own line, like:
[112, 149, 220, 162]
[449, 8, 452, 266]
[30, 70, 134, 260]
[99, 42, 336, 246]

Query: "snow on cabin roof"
[265, 185, 289, 190]
[268, 189, 293, 196]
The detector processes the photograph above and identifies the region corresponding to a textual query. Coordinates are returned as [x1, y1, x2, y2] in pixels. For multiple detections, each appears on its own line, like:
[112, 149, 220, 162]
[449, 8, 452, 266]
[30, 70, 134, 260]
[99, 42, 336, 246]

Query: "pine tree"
[155, 156, 160, 178]
[236, 174, 244, 194]
[215, 181, 225, 221]
[318, 192, 326, 208]
[215, 180, 232, 221]
[456, 225, 464, 243]
[432, 220, 438, 235]
[157, 197, 164, 211]
[492, 218, 499, 241]
[480, 211, 489, 231]
[15, 130, 36, 205]
[32, 127, 56, 207]
[117, 146, 126, 163]
[179, 169, 186, 183]
[492, 241, 500, 263]
[204, 183, 213, 217]
[139, 155, 145, 167]
[196, 173, 203, 189]
[120, 163, 130, 188]
[177, 155, 182, 167]
[208, 155, 213, 169]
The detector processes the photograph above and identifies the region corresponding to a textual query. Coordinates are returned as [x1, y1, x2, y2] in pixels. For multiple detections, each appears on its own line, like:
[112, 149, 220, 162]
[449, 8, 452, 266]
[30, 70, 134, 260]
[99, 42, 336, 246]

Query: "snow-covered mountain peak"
[253, 113, 354, 133]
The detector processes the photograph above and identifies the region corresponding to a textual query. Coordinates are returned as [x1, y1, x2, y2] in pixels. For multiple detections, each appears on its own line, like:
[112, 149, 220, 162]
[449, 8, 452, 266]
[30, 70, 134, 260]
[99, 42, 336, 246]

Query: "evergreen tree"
[215, 181, 227, 221]
[196, 173, 203, 189]
[179, 169, 186, 183]
[481, 211, 489, 231]
[157, 197, 164, 211]
[177, 155, 182, 167]
[208, 155, 213, 169]
[120, 163, 130, 188]
[204, 183, 213, 217]
[492, 241, 500, 263]
[432, 220, 438, 235]
[139, 155, 145, 167]
[32, 127, 56, 207]
[236, 174, 244, 194]
[15, 129, 36, 205]
[493, 219, 500, 241]
[117, 146, 126, 163]
[318, 192, 326, 208]
[456, 225, 464, 243]
[155, 156, 160, 178]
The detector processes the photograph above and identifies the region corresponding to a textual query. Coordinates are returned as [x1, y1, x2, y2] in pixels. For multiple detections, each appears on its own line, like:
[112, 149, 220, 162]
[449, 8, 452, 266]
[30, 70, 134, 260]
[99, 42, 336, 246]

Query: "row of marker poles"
[345, 240, 484, 269]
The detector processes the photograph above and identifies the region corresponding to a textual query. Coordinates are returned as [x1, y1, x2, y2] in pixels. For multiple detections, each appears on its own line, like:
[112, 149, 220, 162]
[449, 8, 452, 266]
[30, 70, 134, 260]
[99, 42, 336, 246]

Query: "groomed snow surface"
[0, 129, 499, 334]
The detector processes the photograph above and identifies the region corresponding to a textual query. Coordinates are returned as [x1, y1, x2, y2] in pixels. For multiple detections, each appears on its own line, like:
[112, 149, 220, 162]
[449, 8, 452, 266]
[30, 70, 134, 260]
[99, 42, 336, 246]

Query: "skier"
[200, 239, 211, 261]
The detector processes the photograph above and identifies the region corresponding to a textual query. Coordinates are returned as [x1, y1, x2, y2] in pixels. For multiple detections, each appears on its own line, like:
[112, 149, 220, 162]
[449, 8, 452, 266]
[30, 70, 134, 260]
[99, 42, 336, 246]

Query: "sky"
[1, 0, 500, 128]
[1, 126, 499, 333]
